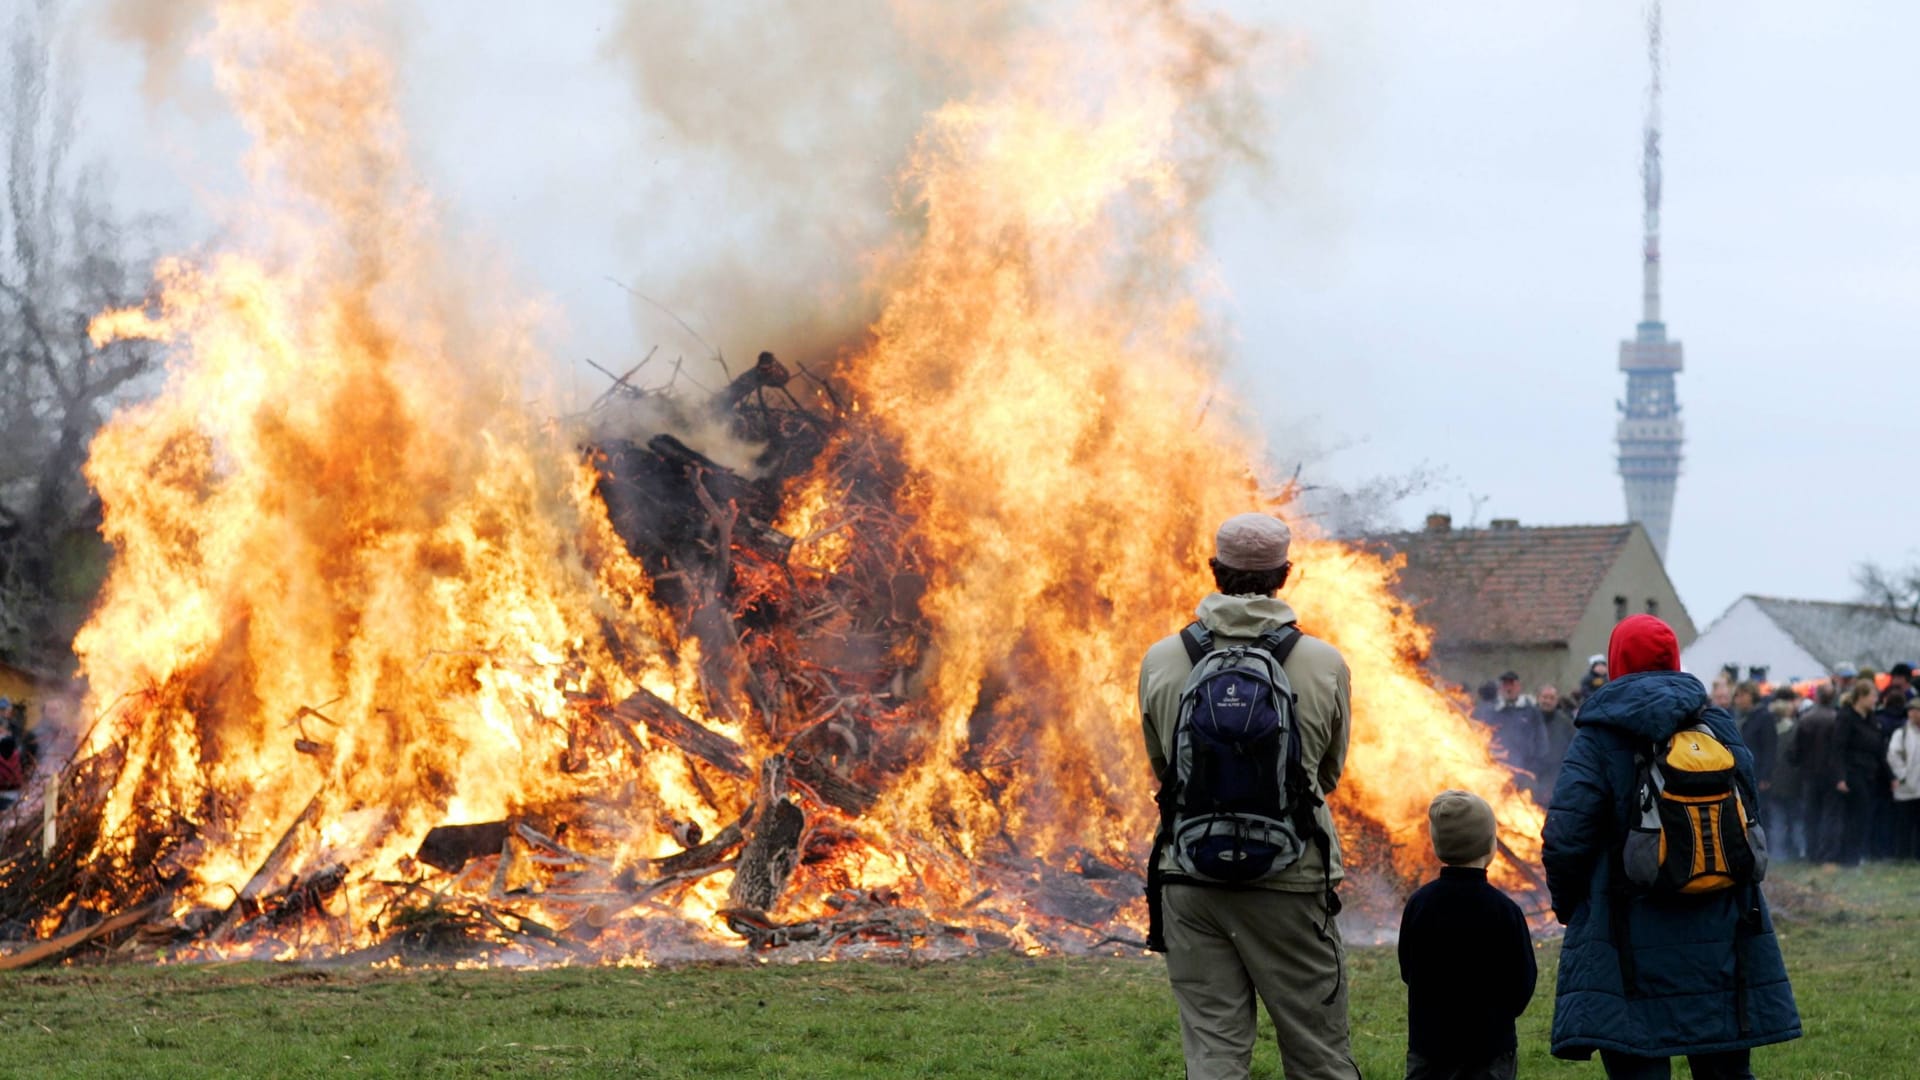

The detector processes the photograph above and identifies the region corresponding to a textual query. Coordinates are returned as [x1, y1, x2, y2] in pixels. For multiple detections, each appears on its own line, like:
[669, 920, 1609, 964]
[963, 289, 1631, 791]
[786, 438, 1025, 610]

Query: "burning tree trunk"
[726, 756, 805, 913]
[603, 689, 751, 780]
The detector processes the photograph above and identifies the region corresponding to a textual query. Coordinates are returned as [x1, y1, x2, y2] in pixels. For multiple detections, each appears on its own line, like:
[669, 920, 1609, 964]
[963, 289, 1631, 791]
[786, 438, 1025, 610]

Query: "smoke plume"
[604, 0, 1269, 374]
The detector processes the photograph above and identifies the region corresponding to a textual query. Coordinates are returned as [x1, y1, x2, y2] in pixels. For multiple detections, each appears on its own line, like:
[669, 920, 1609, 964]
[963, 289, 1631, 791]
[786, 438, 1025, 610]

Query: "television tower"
[1617, 2, 1683, 561]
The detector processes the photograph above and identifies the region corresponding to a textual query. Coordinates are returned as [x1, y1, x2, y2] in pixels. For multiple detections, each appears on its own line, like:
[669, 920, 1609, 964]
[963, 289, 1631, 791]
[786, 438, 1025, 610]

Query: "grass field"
[0, 863, 1914, 1078]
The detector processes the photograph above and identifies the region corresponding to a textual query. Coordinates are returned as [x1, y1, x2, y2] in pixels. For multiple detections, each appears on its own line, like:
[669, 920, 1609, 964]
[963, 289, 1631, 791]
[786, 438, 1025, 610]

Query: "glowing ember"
[10, 0, 1544, 965]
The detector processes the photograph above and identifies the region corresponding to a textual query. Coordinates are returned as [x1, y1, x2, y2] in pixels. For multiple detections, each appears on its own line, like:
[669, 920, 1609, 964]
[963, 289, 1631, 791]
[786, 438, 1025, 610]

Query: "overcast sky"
[38, 0, 1920, 630]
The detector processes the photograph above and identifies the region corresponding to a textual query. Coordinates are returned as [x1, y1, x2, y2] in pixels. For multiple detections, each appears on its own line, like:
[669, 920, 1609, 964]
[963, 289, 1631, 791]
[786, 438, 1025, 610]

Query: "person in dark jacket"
[1791, 687, 1842, 863]
[1489, 672, 1546, 778]
[1830, 680, 1884, 865]
[1472, 681, 1499, 725]
[1871, 688, 1909, 857]
[1888, 662, 1916, 704]
[1767, 691, 1807, 859]
[1575, 654, 1608, 701]
[1534, 684, 1577, 801]
[1543, 615, 1800, 1077]
[1732, 682, 1777, 824]
[1400, 789, 1536, 1080]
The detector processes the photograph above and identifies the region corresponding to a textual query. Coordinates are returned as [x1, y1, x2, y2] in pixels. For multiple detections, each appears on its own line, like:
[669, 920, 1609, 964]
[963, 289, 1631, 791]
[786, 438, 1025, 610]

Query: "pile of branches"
[0, 351, 1144, 967]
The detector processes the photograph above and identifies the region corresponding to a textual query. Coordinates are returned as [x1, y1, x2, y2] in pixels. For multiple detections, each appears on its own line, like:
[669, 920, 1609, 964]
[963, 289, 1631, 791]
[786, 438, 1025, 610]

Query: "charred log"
[0, 899, 163, 971]
[212, 791, 323, 936]
[604, 689, 751, 780]
[719, 903, 984, 953]
[226, 863, 348, 941]
[650, 807, 753, 878]
[727, 757, 805, 913]
[786, 758, 878, 817]
[784, 715, 879, 815]
[416, 821, 512, 874]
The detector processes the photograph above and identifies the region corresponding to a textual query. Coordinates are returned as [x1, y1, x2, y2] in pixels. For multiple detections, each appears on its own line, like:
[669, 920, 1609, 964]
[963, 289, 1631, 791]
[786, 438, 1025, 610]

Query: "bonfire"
[0, 1, 1544, 967]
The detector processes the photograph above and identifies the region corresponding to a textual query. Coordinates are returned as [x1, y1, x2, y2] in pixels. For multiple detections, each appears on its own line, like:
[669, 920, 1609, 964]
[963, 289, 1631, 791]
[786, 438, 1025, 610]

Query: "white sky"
[37, 0, 1920, 630]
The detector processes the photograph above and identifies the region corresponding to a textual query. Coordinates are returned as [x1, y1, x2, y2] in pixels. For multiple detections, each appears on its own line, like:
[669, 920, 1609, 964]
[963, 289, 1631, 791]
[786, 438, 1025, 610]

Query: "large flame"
[57, 0, 1542, 962]
[77, 0, 710, 938]
[839, 3, 1542, 888]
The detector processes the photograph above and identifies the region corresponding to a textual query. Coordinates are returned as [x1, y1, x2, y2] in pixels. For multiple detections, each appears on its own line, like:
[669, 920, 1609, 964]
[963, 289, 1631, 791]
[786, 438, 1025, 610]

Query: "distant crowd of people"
[1471, 658, 1920, 864]
[1468, 657, 1609, 802]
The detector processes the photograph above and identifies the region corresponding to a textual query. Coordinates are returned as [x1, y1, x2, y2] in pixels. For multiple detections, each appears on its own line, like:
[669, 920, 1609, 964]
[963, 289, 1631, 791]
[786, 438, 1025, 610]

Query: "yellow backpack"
[1622, 719, 1768, 895]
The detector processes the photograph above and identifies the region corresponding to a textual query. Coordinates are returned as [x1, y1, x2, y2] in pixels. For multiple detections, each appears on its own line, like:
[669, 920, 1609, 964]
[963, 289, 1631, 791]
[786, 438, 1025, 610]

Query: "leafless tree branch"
[1855, 560, 1920, 628]
[0, 1, 161, 670]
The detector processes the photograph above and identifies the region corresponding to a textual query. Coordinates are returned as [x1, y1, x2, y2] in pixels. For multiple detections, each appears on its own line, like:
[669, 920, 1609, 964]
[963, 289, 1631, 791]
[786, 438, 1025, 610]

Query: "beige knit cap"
[1428, 789, 1498, 865]
[1214, 513, 1292, 571]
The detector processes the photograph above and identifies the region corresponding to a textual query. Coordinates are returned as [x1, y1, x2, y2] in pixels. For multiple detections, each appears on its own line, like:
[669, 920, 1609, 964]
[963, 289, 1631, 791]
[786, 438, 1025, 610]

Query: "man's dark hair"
[1209, 558, 1289, 597]
[1892, 662, 1914, 680]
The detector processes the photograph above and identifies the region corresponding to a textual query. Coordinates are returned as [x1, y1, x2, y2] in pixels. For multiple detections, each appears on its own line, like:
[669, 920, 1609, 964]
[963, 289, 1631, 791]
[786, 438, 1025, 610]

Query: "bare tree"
[0, 0, 159, 669]
[1855, 559, 1920, 628]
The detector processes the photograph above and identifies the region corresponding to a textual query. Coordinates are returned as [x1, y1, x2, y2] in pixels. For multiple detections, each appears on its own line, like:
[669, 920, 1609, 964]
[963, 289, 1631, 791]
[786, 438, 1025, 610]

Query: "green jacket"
[1138, 593, 1352, 891]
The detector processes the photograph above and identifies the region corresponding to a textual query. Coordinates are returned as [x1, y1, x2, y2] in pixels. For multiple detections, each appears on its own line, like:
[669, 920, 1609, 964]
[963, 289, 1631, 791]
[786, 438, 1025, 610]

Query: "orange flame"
[61, 0, 1544, 962]
[77, 1, 714, 942]
[836, 4, 1542, 891]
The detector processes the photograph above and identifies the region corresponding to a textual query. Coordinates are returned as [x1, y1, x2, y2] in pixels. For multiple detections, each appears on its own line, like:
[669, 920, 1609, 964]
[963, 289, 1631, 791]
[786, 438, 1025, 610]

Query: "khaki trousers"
[1163, 884, 1360, 1080]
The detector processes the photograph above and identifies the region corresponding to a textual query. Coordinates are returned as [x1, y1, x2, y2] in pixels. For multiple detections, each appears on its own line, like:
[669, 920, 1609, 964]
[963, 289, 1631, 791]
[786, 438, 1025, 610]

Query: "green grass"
[0, 863, 1914, 1078]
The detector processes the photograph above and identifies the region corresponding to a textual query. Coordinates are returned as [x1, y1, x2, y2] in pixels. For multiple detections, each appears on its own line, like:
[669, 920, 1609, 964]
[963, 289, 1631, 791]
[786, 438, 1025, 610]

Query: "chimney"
[1424, 513, 1452, 533]
[1489, 518, 1520, 530]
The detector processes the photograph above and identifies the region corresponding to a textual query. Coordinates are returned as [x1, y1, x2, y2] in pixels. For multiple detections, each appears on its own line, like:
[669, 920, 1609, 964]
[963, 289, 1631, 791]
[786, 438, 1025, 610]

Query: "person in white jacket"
[1887, 699, 1920, 860]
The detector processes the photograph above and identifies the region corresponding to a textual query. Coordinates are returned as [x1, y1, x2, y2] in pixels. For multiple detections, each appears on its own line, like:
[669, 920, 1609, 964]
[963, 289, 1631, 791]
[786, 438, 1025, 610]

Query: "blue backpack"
[1142, 622, 1339, 983]
[1158, 623, 1316, 883]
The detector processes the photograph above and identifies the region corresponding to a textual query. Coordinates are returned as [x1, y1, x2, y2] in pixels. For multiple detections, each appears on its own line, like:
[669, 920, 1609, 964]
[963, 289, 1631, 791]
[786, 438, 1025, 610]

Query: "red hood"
[1608, 614, 1681, 678]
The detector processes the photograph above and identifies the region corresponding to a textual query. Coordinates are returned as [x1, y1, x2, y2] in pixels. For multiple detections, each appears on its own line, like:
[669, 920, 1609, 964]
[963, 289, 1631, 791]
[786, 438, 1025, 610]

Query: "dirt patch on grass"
[1758, 875, 1840, 921]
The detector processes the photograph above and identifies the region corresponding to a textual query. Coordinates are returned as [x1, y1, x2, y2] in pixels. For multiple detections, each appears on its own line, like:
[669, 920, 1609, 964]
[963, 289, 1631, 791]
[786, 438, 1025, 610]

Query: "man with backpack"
[1543, 614, 1800, 1078]
[1139, 512, 1358, 1080]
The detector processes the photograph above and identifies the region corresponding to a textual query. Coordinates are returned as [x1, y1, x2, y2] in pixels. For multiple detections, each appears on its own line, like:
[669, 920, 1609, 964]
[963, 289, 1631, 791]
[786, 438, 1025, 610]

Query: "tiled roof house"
[1375, 515, 1696, 694]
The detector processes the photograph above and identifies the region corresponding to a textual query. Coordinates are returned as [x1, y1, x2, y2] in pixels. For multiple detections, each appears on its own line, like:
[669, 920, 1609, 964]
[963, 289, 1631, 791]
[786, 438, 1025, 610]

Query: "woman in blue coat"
[1543, 615, 1800, 1078]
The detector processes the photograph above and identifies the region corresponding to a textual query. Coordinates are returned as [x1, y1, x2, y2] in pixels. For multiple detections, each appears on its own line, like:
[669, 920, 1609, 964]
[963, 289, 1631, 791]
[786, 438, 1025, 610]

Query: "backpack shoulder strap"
[1255, 625, 1304, 668]
[1178, 622, 1211, 665]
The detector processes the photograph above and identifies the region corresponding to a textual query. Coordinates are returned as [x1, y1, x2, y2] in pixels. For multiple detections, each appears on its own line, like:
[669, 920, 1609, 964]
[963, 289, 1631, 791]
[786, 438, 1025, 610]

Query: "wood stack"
[0, 351, 1148, 968]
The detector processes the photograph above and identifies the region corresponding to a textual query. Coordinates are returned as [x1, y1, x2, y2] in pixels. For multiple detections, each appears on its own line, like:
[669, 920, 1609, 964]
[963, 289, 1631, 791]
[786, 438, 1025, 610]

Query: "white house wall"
[1682, 597, 1825, 683]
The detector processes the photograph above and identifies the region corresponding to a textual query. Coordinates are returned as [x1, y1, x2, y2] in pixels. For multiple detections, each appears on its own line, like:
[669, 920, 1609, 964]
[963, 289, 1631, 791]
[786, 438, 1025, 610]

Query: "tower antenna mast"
[1617, 1, 1684, 561]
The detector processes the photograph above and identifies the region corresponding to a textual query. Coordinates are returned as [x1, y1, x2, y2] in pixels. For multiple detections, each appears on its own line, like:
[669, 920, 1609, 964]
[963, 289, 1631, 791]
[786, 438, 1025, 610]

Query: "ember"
[0, 1, 1546, 967]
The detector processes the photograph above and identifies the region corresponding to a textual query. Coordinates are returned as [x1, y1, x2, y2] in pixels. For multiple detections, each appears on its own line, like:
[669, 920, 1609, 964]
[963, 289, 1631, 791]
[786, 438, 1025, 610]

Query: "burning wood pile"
[0, 356, 1152, 967]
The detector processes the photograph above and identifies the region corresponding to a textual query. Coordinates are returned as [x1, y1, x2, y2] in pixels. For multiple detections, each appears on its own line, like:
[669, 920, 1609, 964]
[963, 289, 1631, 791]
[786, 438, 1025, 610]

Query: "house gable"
[1682, 596, 1825, 684]
[1747, 596, 1920, 675]
[1563, 524, 1696, 687]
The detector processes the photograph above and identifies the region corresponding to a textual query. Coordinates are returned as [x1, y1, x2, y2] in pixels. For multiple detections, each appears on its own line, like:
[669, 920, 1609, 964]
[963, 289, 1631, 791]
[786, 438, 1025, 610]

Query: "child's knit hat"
[1428, 789, 1497, 865]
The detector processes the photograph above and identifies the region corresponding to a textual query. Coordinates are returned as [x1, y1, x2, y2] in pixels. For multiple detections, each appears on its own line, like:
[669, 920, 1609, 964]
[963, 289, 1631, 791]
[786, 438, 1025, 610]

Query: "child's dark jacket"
[1398, 865, 1537, 1066]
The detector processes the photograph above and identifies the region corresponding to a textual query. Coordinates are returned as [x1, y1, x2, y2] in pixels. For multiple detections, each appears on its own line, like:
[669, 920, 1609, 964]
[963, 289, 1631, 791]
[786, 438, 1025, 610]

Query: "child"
[1399, 790, 1537, 1080]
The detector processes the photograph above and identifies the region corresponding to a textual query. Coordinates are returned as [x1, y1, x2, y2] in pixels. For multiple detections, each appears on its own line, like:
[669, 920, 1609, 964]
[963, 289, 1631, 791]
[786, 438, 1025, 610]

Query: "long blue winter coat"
[1542, 670, 1802, 1060]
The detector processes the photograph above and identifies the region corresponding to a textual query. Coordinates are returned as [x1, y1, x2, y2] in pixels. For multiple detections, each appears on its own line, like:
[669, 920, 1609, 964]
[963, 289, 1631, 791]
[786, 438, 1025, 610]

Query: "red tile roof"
[1376, 524, 1639, 647]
